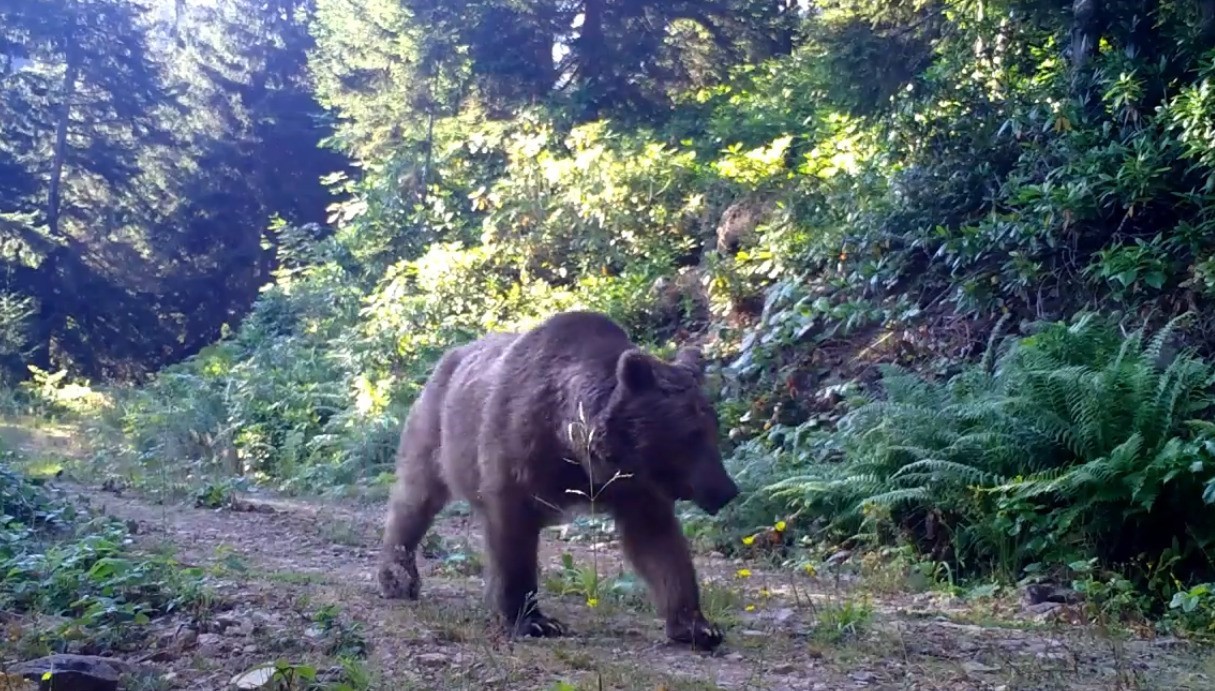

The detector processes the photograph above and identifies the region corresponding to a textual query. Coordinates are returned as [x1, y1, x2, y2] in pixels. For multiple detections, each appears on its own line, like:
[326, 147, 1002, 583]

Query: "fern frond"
[858, 487, 932, 510]
[891, 459, 1004, 487]
[1144, 312, 1192, 367]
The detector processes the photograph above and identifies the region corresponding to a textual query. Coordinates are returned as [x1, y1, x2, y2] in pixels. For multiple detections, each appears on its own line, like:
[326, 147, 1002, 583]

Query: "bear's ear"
[674, 346, 705, 382]
[617, 349, 657, 392]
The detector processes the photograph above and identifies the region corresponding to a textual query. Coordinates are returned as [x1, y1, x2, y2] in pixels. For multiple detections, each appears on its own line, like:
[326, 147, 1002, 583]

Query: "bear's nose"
[699, 481, 740, 516]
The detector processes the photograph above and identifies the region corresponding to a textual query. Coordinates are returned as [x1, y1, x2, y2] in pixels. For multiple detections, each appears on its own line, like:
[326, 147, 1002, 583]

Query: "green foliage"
[758, 315, 1215, 607]
[0, 448, 209, 654]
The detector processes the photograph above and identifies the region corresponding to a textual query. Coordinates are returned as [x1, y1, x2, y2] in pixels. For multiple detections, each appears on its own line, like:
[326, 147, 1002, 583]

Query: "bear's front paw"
[513, 612, 568, 638]
[377, 561, 420, 600]
[667, 614, 724, 651]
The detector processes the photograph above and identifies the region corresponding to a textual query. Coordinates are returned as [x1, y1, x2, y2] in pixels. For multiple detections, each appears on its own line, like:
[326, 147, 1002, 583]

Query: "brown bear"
[376, 310, 740, 650]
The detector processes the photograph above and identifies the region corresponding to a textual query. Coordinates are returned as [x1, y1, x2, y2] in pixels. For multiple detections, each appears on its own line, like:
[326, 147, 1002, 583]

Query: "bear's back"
[469, 311, 638, 499]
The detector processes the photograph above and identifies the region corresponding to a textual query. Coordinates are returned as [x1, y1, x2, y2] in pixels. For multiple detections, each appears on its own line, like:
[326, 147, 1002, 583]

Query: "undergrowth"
[0, 445, 212, 661]
[741, 313, 1215, 631]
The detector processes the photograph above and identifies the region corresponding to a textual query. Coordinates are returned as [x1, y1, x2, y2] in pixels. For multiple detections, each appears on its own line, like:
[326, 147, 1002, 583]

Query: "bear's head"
[599, 345, 740, 515]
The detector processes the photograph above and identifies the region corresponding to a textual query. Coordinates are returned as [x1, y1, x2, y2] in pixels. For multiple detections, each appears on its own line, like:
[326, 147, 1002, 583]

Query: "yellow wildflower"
[737, 568, 752, 578]
[745, 604, 756, 612]
[774, 520, 787, 532]
[586, 598, 599, 608]
[742, 534, 756, 546]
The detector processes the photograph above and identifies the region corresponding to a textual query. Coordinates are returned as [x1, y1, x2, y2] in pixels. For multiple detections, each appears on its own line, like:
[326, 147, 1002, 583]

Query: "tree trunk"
[1200, 0, 1215, 50]
[47, 34, 80, 238]
[1070, 0, 1101, 71]
[578, 0, 607, 114]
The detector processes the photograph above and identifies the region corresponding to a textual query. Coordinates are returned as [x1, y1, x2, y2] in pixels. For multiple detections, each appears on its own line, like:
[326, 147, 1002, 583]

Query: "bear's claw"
[668, 617, 724, 650]
[514, 613, 567, 638]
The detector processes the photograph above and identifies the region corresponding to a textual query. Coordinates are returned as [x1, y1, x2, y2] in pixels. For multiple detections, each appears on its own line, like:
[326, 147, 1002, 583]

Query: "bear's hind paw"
[377, 562, 420, 600]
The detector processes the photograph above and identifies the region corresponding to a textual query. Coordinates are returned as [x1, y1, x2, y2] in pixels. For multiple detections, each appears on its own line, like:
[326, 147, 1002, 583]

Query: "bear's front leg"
[483, 497, 567, 638]
[616, 500, 724, 651]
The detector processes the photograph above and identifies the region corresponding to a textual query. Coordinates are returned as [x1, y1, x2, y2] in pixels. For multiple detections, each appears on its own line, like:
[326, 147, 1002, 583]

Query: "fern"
[760, 312, 1215, 582]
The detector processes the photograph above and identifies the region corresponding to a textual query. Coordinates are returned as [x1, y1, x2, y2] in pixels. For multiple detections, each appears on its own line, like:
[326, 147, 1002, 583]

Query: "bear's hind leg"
[483, 497, 567, 638]
[616, 501, 724, 651]
[378, 471, 450, 600]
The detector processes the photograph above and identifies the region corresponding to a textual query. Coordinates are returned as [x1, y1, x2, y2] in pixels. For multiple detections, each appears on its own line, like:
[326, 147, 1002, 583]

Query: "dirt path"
[44, 481, 1205, 691]
[6, 421, 1214, 689]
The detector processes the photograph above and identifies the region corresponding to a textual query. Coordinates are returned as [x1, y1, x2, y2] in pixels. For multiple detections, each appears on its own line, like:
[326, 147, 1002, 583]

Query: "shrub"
[761, 314, 1215, 599]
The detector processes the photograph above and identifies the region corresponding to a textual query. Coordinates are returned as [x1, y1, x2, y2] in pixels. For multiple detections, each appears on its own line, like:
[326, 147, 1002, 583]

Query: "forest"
[5, 0, 1215, 688]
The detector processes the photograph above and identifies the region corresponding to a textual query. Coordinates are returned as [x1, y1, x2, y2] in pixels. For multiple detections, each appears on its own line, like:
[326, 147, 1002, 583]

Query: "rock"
[230, 665, 277, 690]
[962, 661, 999, 674]
[416, 653, 450, 669]
[156, 625, 198, 651]
[849, 671, 877, 684]
[178, 627, 200, 648]
[766, 607, 795, 624]
[10, 654, 126, 691]
[215, 612, 254, 635]
[1024, 602, 1064, 621]
[771, 663, 797, 675]
[198, 633, 226, 656]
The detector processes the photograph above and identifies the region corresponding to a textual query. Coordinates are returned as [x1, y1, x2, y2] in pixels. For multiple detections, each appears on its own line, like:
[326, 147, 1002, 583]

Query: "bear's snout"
[692, 473, 740, 516]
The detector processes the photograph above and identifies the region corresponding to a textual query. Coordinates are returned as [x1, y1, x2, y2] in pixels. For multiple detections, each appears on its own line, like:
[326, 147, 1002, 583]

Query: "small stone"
[849, 671, 877, 684]
[178, 628, 199, 647]
[725, 653, 744, 661]
[158, 626, 198, 651]
[767, 607, 795, 624]
[230, 665, 277, 690]
[417, 653, 449, 668]
[772, 663, 797, 675]
[11, 654, 126, 691]
[198, 633, 225, 656]
[962, 661, 999, 674]
[215, 613, 242, 629]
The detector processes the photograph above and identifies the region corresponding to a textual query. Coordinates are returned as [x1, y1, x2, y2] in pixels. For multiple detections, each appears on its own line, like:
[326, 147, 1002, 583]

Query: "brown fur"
[377, 310, 740, 650]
